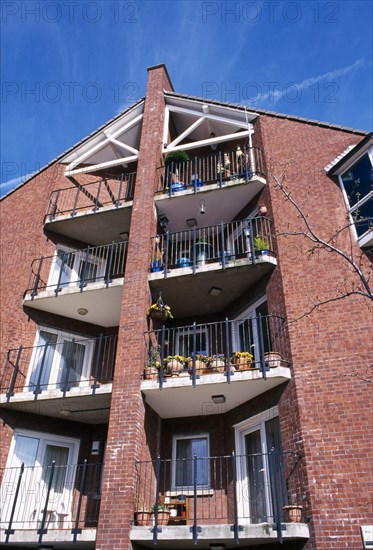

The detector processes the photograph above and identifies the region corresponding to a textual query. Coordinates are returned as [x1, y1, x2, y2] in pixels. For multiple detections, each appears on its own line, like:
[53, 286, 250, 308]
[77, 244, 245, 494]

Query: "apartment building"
[0, 64, 372, 550]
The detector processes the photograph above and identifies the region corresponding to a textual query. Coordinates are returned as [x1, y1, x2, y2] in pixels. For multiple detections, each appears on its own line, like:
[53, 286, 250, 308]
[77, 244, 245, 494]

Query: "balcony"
[0, 462, 102, 547]
[23, 242, 127, 326]
[0, 334, 117, 423]
[131, 453, 309, 547]
[155, 148, 266, 233]
[148, 218, 276, 318]
[44, 173, 136, 245]
[142, 315, 290, 418]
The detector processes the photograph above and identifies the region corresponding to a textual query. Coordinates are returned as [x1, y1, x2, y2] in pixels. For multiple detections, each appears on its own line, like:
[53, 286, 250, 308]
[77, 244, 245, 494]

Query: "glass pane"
[79, 258, 99, 283]
[42, 445, 69, 494]
[29, 331, 58, 390]
[56, 249, 75, 287]
[175, 438, 208, 487]
[342, 153, 373, 208]
[59, 341, 86, 387]
[238, 319, 254, 352]
[245, 430, 266, 523]
[12, 435, 39, 467]
[266, 418, 287, 518]
[352, 197, 373, 237]
[257, 301, 271, 353]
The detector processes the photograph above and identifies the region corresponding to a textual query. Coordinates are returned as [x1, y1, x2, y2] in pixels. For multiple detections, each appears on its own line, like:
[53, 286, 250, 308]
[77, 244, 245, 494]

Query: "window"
[1, 430, 79, 529]
[234, 408, 286, 523]
[47, 245, 106, 289]
[339, 148, 373, 246]
[233, 297, 272, 363]
[26, 327, 94, 392]
[172, 435, 209, 489]
[176, 326, 209, 357]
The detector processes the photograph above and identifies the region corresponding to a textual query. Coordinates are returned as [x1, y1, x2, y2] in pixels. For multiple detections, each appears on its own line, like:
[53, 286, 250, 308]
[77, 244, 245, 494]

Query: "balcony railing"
[46, 173, 136, 222]
[1, 334, 117, 400]
[144, 314, 288, 388]
[157, 147, 266, 196]
[26, 241, 128, 298]
[0, 462, 103, 545]
[150, 217, 273, 277]
[134, 452, 304, 545]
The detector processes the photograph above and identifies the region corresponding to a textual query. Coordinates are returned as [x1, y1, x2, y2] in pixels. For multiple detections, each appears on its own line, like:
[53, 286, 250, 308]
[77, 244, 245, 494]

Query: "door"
[47, 245, 106, 290]
[27, 328, 93, 392]
[1, 431, 79, 529]
[236, 412, 286, 523]
[234, 300, 270, 365]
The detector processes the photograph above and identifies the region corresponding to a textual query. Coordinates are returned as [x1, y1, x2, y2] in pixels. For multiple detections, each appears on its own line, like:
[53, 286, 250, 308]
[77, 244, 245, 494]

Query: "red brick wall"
[95, 65, 174, 550]
[260, 117, 372, 549]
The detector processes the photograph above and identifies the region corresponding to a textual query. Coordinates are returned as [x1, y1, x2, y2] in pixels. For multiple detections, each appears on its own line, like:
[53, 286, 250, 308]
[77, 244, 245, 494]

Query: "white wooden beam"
[163, 107, 170, 146]
[164, 130, 250, 153]
[168, 117, 206, 149]
[65, 155, 138, 176]
[167, 104, 252, 130]
[106, 136, 139, 155]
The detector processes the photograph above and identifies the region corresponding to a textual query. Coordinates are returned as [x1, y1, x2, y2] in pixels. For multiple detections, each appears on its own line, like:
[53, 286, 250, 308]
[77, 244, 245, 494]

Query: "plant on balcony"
[151, 504, 170, 526]
[283, 493, 303, 523]
[254, 236, 270, 255]
[186, 354, 208, 374]
[147, 293, 173, 322]
[165, 151, 189, 191]
[164, 355, 185, 376]
[135, 506, 151, 526]
[265, 351, 282, 368]
[208, 354, 226, 372]
[145, 346, 161, 380]
[231, 351, 254, 370]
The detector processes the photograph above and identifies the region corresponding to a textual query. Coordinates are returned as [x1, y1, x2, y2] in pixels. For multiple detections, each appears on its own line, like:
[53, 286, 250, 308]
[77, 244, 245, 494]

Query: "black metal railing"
[157, 147, 266, 196]
[134, 452, 304, 544]
[1, 334, 117, 399]
[150, 217, 273, 277]
[26, 241, 127, 298]
[46, 173, 136, 222]
[0, 461, 103, 544]
[144, 314, 288, 388]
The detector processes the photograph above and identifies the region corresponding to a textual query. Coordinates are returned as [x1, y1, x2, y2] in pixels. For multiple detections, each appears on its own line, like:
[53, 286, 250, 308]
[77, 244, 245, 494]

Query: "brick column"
[95, 65, 173, 550]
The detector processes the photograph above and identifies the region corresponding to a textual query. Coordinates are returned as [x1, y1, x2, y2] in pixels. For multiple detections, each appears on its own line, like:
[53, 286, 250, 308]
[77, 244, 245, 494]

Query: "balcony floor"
[44, 201, 133, 246]
[131, 522, 309, 548]
[0, 383, 112, 424]
[149, 256, 276, 318]
[23, 279, 124, 327]
[141, 367, 290, 418]
[0, 528, 96, 548]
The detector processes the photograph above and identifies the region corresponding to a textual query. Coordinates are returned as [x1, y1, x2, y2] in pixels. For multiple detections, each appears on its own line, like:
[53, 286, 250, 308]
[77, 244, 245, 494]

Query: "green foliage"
[254, 236, 270, 251]
[164, 151, 189, 167]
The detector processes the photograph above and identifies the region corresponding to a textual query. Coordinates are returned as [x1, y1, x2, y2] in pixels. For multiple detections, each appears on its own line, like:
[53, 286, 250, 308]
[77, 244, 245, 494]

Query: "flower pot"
[187, 359, 205, 374]
[136, 510, 151, 526]
[232, 356, 252, 370]
[166, 359, 183, 376]
[151, 511, 170, 526]
[171, 182, 187, 192]
[265, 352, 282, 368]
[283, 505, 303, 523]
[151, 260, 162, 272]
[209, 360, 225, 372]
[148, 309, 170, 322]
[144, 367, 158, 380]
[176, 257, 190, 268]
[196, 242, 212, 265]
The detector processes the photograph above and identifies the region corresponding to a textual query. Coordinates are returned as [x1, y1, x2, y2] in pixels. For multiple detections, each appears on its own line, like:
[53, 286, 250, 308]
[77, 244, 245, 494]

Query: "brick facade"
[0, 65, 371, 550]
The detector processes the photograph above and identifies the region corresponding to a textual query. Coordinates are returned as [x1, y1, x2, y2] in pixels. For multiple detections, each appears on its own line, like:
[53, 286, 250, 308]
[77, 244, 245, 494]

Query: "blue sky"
[1, 0, 372, 196]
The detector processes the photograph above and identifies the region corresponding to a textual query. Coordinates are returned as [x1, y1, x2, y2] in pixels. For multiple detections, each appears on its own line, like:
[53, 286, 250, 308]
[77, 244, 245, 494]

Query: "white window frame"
[227, 209, 259, 259]
[234, 407, 279, 522]
[232, 296, 267, 363]
[338, 146, 373, 248]
[25, 326, 94, 392]
[2, 429, 80, 529]
[47, 244, 106, 289]
[175, 326, 209, 357]
[171, 433, 210, 491]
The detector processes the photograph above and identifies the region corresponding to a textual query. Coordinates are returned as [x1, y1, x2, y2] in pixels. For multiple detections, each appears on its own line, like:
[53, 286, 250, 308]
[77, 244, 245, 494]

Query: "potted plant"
[186, 354, 208, 374]
[231, 351, 254, 370]
[164, 355, 184, 376]
[208, 354, 226, 372]
[145, 346, 161, 380]
[265, 351, 282, 368]
[283, 494, 303, 522]
[165, 151, 189, 192]
[147, 302, 173, 322]
[151, 503, 170, 526]
[196, 231, 212, 265]
[254, 236, 270, 256]
[135, 506, 151, 526]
